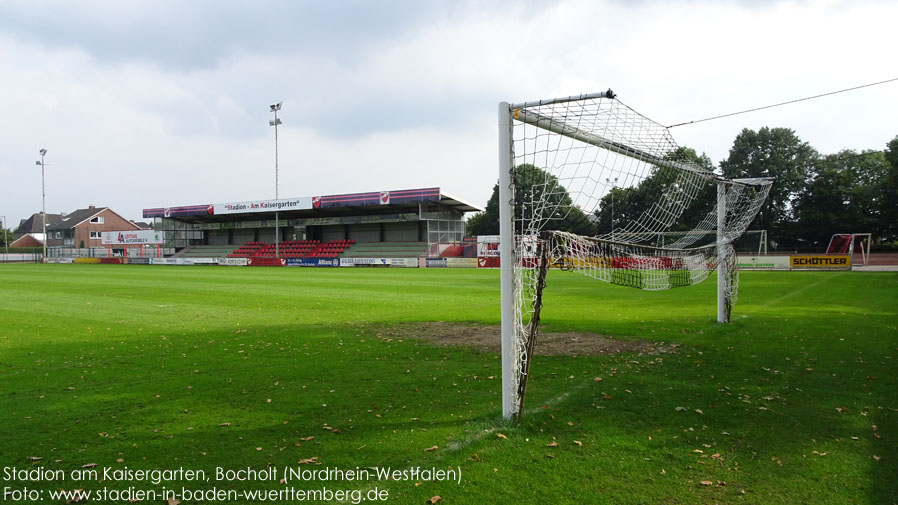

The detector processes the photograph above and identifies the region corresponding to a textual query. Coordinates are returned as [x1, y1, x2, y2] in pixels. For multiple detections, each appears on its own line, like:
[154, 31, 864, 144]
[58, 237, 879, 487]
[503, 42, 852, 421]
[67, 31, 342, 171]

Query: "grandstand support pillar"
[716, 181, 727, 323]
[498, 102, 515, 419]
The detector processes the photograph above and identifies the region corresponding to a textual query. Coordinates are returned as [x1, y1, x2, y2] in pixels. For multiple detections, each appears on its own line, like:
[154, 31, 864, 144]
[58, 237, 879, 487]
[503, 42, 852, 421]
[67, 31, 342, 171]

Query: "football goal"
[825, 233, 871, 266]
[497, 90, 773, 419]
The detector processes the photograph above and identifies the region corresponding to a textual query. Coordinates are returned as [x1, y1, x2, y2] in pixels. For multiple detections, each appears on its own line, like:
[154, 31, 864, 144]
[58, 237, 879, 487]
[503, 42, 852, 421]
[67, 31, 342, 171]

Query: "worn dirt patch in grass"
[378, 322, 678, 356]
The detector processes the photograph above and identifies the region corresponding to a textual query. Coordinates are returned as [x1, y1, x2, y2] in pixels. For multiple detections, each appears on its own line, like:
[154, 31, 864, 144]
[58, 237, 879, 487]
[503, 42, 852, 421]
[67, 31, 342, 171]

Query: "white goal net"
[498, 91, 773, 418]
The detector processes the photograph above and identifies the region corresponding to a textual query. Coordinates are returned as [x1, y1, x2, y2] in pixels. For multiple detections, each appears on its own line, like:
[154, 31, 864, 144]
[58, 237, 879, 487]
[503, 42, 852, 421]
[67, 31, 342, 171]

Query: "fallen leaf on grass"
[424, 446, 438, 452]
[81, 463, 97, 469]
[873, 455, 881, 461]
[699, 481, 713, 486]
[219, 422, 231, 427]
[546, 441, 558, 447]
[168, 498, 180, 505]
[429, 496, 441, 504]
[496, 433, 508, 440]
[300, 436, 314, 441]
[298, 457, 319, 465]
[573, 441, 583, 447]
[27, 456, 42, 461]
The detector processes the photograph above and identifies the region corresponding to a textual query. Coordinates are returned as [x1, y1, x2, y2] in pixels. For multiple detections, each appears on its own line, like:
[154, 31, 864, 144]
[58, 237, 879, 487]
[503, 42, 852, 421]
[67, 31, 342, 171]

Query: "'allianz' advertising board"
[101, 230, 162, 245]
[214, 198, 313, 215]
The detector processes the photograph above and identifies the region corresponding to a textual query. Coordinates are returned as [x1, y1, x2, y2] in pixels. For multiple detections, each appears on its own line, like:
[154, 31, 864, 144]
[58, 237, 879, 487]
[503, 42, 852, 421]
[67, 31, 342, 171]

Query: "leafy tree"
[795, 149, 890, 245]
[466, 164, 593, 236]
[0, 226, 11, 248]
[882, 136, 898, 241]
[593, 147, 716, 235]
[719, 127, 818, 240]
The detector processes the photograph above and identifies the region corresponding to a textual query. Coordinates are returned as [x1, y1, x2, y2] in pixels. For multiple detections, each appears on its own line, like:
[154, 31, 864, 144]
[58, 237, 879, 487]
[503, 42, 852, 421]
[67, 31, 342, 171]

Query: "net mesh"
[505, 92, 772, 416]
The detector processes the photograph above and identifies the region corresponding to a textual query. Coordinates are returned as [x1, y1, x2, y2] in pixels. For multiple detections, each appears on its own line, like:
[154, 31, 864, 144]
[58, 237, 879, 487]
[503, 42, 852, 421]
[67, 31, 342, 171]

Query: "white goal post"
[498, 91, 773, 419]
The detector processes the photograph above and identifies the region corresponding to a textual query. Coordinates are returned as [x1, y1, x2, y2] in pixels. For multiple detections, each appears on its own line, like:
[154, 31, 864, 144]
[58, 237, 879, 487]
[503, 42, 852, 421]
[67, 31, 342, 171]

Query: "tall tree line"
[468, 130, 898, 251]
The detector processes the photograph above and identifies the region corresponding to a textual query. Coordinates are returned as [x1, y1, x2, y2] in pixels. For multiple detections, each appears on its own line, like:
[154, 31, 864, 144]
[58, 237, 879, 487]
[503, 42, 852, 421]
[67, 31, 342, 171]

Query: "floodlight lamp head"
[39, 149, 47, 156]
[269, 102, 282, 112]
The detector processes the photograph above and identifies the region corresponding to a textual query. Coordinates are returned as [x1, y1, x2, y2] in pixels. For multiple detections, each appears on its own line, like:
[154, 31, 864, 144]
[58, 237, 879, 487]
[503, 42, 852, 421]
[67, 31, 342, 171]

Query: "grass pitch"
[0, 264, 895, 504]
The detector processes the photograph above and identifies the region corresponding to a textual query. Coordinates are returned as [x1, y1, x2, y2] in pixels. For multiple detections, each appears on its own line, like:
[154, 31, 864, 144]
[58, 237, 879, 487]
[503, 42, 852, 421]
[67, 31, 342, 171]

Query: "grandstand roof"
[143, 187, 481, 221]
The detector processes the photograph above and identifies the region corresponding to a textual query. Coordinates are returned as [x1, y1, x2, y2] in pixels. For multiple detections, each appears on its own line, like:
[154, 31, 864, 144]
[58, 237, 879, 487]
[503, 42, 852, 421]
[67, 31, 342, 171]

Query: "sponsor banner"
[315, 188, 440, 209]
[217, 257, 248, 266]
[339, 257, 417, 267]
[143, 204, 213, 218]
[247, 257, 286, 266]
[284, 258, 340, 267]
[151, 258, 216, 266]
[477, 257, 500, 268]
[737, 255, 791, 270]
[340, 257, 386, 266]
[446, 257, 478, 268]
[477, 235, 500, 258]
[73, 258, 100, 264]
[194, 223, 221, 230]
[214, 197, 312, 215]
[101, 230, 163, 245]
[388, 258, 418, 268]
[189, 257, 220, 265]
[128, 258, 152, 265]
[790, 254, 851, 269]
[425, 258, 448, 268]
[98, 258, 124, 264]
[340, 257, 389, 267]
[46, 258, 74, 264]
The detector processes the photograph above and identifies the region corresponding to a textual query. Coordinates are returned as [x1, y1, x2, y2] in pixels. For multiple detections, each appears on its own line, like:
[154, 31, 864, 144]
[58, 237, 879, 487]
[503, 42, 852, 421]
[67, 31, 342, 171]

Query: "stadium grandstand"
[142, 187, 481, 262]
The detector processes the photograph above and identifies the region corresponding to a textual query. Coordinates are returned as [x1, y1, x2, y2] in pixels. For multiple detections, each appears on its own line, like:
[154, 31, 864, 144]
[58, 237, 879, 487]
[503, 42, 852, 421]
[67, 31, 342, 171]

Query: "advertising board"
[425, 258, 448, 268]
[736, 255, 791, 270]
[789, 255, 851, 269]
[284, 258, 341, 267]
[446, 258, 478, 268]
[101, 230, 162, 245]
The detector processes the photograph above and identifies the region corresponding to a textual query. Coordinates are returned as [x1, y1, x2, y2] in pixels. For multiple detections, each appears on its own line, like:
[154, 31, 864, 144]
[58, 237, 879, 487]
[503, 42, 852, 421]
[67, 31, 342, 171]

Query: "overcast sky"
[1, 0, 896, 227]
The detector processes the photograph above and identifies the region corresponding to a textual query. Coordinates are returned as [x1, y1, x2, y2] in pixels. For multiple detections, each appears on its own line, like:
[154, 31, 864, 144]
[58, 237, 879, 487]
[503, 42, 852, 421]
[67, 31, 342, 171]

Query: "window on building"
[90, 216, 104, 224]
[90, 231, 101, 239]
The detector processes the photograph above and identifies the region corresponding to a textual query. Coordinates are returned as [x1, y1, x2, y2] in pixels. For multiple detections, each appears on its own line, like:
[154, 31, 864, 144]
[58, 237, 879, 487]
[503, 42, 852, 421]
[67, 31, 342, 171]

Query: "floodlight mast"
[269, 102, 282, 259]
[1, 215, 7, 257]
[36, 149, 48, 262]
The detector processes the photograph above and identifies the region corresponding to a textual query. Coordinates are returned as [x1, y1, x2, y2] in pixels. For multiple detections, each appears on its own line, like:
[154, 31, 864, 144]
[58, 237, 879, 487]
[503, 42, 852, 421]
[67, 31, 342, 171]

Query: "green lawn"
[0, 264, 895, 504]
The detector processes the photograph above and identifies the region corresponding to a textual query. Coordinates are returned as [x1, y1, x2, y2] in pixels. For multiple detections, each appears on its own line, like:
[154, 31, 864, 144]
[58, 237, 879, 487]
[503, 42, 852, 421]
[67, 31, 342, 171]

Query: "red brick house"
[46, 206, 140, 249]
